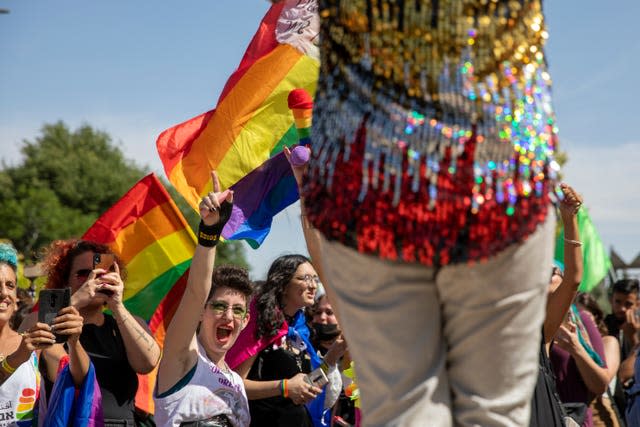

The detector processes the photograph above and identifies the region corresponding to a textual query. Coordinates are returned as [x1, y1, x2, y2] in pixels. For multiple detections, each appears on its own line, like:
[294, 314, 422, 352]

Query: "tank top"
[0, 352, 40, 427]
[80, 313, 138, 423]
[153, 342, 250, 427]
[304, 0, 557, 266]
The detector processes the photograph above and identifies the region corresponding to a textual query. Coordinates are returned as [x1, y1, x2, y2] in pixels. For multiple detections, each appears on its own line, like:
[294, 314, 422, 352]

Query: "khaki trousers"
[318, 212, 556, 427]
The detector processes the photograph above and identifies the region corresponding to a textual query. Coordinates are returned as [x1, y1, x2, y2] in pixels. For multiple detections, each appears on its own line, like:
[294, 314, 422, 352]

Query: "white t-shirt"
[154, 343, 250, 427]
[0, 352, 40, 427]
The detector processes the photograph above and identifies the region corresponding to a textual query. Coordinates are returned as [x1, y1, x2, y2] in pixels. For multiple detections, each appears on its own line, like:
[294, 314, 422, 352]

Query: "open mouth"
[216, 326, 233, 343]
[0, 300, 11, 310]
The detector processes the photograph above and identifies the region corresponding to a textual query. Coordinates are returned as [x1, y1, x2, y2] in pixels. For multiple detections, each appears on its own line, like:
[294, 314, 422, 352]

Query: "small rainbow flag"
[82, 173, 196, 413]
[156, 0, 319, 247]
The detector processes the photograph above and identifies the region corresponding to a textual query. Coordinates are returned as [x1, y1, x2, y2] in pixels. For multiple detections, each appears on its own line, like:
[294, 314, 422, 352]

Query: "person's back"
[297, 1, 561, 425]
[305, 0, 557, 266]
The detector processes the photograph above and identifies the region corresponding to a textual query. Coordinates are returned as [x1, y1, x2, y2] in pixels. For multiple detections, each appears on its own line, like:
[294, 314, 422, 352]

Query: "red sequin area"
[303, 123, 551, 266]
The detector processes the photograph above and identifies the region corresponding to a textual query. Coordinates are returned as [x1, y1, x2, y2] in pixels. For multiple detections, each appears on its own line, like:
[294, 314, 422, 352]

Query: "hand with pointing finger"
[197, 171, 234, 247]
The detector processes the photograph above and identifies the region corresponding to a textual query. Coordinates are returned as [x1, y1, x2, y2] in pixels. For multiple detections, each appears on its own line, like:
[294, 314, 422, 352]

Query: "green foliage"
[0, 122, 147, 260]
[1, 121, 249, 271]
[216, 240, 249, 270]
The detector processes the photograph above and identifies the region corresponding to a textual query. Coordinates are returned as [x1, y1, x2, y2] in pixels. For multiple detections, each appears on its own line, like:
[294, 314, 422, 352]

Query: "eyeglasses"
[207, 301, 247, 320]
[295, 274, 321, 285]
[74, 269, 93, 280]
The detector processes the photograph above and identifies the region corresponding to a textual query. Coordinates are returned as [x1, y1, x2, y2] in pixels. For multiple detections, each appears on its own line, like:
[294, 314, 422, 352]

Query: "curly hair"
[207, 265, 253, 305]
[43, 239, 126, 289]
[255, 254, 310, 339]
[0, 242, 18, 272]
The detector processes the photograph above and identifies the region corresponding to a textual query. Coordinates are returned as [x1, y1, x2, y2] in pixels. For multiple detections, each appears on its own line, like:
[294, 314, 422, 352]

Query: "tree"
[0, 122, 147, 260]
[0, 121, 248, 270]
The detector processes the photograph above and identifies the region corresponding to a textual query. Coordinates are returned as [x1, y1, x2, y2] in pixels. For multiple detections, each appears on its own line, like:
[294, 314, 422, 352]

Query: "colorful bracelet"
[1, 357, 17, 375]
[281, 379, 289, 398]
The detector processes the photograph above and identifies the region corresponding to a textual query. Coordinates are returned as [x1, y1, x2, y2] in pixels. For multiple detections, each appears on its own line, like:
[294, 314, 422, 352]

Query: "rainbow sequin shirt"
[303, 0, 559, 265]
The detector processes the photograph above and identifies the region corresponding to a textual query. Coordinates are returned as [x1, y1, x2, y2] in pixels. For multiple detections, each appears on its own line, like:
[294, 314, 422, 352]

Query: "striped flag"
[83, 173, 196, 413]
[156, 0, 319, 247]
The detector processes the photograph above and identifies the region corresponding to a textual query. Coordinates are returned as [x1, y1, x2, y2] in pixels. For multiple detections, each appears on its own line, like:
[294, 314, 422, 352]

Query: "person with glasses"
[154, 171, 252, 427]
[229, 254, 325, 427]
[21, 238, 161, 426]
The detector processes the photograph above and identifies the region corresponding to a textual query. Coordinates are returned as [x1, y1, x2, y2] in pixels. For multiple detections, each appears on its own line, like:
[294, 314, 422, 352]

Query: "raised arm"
[283, 146, 341, 320]
[543, 183, 584, 344]
[156, 171, 232, 394]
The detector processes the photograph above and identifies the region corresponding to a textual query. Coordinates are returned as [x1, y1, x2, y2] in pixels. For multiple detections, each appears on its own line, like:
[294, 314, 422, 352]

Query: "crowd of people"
[2, 1, 639, 426]
[1, 171, 639, 427]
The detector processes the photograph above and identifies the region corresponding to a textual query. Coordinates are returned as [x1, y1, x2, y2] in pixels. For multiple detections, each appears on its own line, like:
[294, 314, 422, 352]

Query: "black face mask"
[313, 323, 341, 341]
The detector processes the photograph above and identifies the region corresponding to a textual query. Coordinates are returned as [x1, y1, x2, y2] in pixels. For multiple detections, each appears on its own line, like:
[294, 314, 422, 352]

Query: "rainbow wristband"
[281, 379, 289, 398]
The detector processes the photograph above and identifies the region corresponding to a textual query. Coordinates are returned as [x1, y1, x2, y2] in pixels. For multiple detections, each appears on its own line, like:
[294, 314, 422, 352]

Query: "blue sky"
[2, 1, 639, 279]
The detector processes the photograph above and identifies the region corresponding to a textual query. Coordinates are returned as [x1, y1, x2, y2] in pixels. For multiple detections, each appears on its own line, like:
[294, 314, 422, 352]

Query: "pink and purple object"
[290, 145, 310, 166]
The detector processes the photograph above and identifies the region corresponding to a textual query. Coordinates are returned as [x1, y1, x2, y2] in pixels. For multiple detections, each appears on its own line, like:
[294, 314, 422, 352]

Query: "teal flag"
[554, 208, 612, 292]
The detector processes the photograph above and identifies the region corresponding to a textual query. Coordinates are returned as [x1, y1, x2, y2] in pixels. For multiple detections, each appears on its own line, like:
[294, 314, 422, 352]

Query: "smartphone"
[38, 288, 71, 343]
[93, 253, 115, 272]
[93, 253, 116, 296]
[305, 366, 329, 388]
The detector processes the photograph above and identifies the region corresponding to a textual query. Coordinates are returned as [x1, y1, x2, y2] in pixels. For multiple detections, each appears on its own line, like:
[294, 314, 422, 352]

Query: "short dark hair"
[611, 278, 640, 296]
[206, 265, 253, 306]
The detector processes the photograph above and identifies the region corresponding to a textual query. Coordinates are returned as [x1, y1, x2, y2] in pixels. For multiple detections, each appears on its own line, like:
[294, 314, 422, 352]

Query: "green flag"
[554, 208, 612, 292]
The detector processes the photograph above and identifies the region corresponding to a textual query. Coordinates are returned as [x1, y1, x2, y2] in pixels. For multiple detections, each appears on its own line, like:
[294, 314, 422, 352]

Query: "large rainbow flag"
[83, 173, 196, 413]
[156, 0, 319, 248]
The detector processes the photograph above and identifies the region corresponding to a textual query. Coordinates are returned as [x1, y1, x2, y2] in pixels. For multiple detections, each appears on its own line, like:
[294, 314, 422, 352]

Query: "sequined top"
[303, 0, 559, 265]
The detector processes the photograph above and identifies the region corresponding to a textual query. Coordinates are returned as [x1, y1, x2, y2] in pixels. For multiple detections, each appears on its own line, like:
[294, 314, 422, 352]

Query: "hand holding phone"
[38, 288, 71, 343]
[93, 253, 116, 296]
[305, 366, 329, 388]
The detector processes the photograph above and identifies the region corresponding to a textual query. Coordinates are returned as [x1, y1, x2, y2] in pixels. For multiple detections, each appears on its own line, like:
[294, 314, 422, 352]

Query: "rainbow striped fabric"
[156, 0, 319, 247]
[82, 173, 196, 413]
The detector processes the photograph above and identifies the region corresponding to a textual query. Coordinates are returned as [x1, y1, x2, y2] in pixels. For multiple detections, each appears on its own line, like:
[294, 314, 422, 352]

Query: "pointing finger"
[211, 170, 220, 194]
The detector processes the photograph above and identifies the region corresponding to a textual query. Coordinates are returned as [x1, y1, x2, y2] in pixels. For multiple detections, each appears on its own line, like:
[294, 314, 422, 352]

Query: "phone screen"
[38, 288, 71, 343]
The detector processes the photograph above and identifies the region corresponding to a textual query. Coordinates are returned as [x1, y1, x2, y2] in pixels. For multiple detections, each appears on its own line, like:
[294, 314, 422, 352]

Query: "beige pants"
[318, 212, 556, 427]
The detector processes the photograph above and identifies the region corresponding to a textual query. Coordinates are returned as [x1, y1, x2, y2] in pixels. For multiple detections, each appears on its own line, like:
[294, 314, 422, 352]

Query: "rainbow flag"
[156, 0, 319, 247]
[82, 173, 196, 413]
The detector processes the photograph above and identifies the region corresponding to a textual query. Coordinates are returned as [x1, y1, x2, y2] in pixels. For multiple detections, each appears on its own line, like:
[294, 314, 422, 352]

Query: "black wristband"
[198, 222, 220, 247]
[197, 200, 233, 247]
